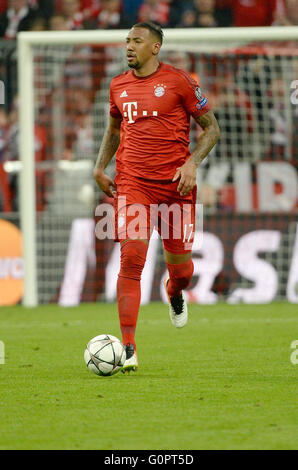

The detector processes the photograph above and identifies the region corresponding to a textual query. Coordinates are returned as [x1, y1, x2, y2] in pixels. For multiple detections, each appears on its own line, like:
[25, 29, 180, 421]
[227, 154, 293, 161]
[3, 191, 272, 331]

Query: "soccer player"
[94, 22, 220, 372]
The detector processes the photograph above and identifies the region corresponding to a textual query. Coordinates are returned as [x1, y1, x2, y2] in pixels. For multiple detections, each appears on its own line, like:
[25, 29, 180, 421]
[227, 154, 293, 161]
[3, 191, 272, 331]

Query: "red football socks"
[117, 240, 148, 349]
[166, 259, 194, 298]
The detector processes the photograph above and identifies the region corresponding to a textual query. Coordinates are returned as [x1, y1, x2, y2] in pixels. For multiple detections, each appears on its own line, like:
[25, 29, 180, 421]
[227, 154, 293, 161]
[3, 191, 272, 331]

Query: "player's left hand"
[172, 158, 197, 196]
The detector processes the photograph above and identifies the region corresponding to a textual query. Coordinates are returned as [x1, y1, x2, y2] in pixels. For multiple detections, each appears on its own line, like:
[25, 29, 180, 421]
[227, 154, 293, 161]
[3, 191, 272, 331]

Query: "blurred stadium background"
[0, 0, 297, 307]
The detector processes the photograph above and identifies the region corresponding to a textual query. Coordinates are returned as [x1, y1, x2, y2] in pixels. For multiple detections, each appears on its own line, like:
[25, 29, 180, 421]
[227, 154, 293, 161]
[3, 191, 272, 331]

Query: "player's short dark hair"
[132, 22, 164, 45]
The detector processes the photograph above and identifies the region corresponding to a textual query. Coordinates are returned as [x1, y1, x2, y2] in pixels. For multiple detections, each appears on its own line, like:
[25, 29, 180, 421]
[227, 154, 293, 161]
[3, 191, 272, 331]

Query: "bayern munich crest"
[154, 84, 167, 97]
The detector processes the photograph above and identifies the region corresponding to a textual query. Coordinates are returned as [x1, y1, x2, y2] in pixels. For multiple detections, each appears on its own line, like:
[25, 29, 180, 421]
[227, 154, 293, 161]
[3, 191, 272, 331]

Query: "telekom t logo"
[123, 102, 138, 123]
[123, 101, 158, 123]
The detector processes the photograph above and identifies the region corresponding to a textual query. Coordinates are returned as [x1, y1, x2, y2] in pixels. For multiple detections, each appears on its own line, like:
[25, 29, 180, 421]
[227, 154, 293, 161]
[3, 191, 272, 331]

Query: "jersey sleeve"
[178, 71, 211, 119]
[109, 80, 122, 119]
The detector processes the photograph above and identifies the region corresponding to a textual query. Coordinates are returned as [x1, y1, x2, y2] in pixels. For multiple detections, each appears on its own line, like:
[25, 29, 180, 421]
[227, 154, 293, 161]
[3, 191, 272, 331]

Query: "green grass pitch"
[0, 302, 297, 450]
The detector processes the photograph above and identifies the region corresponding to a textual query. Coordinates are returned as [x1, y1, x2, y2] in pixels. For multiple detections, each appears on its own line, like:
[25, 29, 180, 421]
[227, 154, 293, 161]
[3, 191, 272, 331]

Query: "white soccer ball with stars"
[84, 334, 126, 376]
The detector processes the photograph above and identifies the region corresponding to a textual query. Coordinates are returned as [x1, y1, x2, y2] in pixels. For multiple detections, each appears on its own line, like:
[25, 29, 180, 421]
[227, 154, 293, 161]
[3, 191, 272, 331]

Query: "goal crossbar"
[18, 26, 298, 45]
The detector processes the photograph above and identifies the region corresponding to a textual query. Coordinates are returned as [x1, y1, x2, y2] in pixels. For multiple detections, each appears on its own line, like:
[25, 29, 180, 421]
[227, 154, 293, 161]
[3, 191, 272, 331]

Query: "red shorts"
[114, 175, 197, 254]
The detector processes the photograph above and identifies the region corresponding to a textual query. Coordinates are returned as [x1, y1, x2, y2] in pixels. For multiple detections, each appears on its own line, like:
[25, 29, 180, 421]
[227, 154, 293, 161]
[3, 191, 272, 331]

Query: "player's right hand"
[93, 168, 117, 198]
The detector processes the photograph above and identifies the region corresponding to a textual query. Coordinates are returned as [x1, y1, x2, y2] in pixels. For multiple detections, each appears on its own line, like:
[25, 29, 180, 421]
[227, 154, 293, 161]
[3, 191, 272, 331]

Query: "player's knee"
[167, 259, 194, 289]
[119, 240, 148, 281]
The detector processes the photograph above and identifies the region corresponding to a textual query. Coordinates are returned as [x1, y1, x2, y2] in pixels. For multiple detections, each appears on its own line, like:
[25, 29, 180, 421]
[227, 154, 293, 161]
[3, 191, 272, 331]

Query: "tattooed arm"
[93, 116, 122, 198]
[191, 111, 220, 167]
[173, 110, 220, 196]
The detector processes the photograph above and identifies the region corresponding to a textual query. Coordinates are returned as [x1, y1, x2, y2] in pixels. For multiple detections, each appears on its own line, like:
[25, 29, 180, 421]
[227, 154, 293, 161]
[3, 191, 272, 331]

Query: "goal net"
[17, 27, 298, 306]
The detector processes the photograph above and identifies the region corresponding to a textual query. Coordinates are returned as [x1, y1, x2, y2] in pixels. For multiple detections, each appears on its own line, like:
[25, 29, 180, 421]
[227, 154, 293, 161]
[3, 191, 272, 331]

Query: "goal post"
[17, 27, 298, 307]
[18, 36, 36, 307]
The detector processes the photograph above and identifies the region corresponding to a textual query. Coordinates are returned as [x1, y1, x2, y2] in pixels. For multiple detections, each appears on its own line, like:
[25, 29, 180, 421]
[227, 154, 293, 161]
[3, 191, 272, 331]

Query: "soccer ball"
[84, 334, 126, 376]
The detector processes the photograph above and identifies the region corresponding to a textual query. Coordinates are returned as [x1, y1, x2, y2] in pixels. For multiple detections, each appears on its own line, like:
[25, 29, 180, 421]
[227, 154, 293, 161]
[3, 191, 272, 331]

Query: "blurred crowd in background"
[0, 0, 297, 213]
[0, 0, 297, 38]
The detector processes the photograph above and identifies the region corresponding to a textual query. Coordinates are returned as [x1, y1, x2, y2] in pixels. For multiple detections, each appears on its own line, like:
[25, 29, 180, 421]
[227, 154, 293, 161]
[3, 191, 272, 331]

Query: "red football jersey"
[109, 62, 211, 181]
